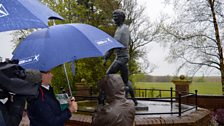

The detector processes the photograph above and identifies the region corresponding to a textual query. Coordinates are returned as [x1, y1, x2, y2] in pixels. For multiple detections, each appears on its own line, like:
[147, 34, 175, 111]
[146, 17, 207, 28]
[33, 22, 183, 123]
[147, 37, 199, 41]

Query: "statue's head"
[113, 9, 125, 26]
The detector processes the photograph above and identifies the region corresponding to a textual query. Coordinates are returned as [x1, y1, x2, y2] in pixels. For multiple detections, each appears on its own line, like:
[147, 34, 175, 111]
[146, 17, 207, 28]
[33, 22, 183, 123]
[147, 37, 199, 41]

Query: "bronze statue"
[102, 9, 138, 106]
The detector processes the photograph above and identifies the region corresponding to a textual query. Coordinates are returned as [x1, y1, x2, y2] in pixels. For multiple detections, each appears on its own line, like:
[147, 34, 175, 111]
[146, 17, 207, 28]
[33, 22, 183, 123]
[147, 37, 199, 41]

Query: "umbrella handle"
[63, 63, 72, 97]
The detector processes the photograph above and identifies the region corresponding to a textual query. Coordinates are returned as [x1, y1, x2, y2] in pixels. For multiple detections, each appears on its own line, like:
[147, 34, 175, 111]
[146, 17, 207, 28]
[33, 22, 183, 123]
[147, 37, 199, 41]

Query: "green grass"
[189, 82, 222, 95]
[134, 82, 222, 97]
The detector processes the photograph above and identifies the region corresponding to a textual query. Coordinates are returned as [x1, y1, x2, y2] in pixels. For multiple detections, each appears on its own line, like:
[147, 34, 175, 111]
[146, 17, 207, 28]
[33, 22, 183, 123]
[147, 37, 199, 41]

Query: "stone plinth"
[172, 75, 192, 97]
[64, 108, 210, 126]
[19, 108, 211, 126]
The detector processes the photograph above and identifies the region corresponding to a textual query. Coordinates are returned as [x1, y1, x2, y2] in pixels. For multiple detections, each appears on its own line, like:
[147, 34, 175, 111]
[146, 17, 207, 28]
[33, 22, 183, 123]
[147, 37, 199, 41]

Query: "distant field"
[134, 82, 222, 97]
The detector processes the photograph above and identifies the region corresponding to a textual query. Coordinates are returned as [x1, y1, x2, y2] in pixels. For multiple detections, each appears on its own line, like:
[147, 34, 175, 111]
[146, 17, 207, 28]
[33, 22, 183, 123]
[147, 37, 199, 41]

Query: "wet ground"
[78, 100, 195, 117]
[136, 100, 194, 116]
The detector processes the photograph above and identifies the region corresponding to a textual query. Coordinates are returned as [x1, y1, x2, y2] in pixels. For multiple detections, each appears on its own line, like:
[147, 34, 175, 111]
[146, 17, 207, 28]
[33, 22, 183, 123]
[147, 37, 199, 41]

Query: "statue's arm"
[103, 49, 113, 66]
[104, 49, 113, 60]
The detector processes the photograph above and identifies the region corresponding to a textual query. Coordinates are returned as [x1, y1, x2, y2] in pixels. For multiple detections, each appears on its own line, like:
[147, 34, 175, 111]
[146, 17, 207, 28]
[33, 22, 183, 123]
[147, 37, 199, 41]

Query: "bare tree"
[121, 0, 159, 74]
[159, 0, 224, 94]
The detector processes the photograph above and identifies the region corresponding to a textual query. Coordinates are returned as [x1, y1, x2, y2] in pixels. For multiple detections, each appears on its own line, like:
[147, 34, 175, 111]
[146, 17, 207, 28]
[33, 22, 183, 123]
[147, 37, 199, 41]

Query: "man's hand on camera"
[68, 97, 78, 113]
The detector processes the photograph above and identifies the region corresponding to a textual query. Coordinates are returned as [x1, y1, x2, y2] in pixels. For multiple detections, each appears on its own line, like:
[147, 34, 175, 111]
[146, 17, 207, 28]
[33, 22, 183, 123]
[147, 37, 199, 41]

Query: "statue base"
[134, 102, 149, 111]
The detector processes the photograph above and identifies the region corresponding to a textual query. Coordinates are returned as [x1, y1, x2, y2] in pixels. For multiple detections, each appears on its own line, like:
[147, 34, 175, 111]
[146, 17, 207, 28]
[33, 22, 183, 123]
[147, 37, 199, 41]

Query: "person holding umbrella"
[102, 9, 138, 106]
[27, 70, 78, 126]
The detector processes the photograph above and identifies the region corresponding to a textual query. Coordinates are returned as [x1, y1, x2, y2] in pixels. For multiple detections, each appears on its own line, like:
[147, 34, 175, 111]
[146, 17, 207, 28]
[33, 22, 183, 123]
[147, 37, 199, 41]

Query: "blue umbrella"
[12, 23, 124, 71]
[13, 23, 124, 96]
[0, 0, 63, 32]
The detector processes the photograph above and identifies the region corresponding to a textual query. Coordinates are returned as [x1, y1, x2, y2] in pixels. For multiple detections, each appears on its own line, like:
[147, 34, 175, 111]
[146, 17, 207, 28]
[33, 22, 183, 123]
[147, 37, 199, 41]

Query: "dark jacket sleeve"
[30, 99, 71, 126]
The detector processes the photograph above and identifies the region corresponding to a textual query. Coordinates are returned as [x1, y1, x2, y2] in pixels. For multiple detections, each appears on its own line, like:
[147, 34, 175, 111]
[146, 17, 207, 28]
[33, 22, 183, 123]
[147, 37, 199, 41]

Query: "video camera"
[0, 59, 39, 126]
[0, 59, 26, 79]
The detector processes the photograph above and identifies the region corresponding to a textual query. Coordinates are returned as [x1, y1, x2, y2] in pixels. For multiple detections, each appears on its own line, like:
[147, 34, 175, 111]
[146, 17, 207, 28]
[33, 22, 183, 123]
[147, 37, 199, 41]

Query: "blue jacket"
[27, 86, 71, 126]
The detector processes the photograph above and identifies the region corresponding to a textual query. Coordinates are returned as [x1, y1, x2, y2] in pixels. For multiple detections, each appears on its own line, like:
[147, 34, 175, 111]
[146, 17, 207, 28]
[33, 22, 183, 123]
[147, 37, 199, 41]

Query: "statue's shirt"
[114, 24, 130, 59]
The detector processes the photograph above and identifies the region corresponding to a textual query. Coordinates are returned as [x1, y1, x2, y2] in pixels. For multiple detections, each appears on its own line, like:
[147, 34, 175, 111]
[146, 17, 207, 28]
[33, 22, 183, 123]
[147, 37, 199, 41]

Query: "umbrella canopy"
[12, 23, 124, 71]
[0, 0, 63, 32]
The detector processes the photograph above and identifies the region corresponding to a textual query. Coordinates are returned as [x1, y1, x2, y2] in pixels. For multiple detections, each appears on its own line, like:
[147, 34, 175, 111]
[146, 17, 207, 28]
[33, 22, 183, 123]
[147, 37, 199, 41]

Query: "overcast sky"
[136, 0, 180, 76]
[0, 0, 220, 76]
[0, 31, 13, 60]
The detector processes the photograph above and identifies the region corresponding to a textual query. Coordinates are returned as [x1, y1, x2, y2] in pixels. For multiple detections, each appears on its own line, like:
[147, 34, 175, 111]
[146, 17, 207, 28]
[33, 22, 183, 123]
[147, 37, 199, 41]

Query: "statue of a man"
[102, 9, 138, 106]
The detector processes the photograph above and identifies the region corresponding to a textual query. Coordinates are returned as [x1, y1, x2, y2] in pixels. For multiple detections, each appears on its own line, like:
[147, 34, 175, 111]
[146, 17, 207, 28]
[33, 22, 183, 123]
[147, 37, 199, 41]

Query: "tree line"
[133, 74, 220, 83]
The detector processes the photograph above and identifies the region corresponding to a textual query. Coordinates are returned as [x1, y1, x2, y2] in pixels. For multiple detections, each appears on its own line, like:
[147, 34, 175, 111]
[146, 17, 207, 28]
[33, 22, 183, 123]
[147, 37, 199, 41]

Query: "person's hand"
[103, 59, 107, 66]
[68, 97, 78, 113]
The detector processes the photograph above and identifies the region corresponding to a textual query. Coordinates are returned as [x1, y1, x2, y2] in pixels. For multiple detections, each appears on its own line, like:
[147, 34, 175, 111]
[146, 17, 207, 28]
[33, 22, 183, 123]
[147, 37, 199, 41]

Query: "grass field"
[134, 82, 222, 97]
